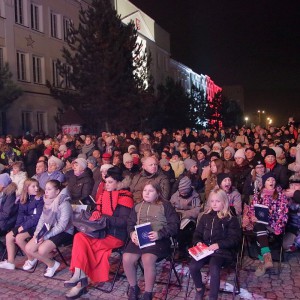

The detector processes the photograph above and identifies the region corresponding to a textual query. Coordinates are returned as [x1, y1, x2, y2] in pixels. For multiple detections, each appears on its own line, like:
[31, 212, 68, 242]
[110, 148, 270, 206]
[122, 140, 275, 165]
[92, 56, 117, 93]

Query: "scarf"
[42, 193, 62, 226]
[265, 161, 276, 170]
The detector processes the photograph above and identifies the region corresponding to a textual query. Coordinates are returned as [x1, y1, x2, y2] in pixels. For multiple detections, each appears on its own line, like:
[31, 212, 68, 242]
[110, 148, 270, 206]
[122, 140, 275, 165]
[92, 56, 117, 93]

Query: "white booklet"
[135, 222, 156, 249]
[188, 242, 214, 261]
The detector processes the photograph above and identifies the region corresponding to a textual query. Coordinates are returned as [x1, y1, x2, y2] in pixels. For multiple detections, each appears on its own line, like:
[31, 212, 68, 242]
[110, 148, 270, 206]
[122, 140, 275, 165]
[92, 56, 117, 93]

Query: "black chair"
[137, 237, 182, 300]
[239, 230, 284, 274]
[185, 251, 240, 300]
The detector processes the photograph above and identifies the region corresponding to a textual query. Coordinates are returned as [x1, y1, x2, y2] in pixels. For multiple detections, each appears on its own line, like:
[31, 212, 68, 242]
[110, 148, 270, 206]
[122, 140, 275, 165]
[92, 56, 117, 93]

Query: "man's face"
[245, 150, 255, 160]
[143, 158, 158, 174]
[36, 162, 46, 175]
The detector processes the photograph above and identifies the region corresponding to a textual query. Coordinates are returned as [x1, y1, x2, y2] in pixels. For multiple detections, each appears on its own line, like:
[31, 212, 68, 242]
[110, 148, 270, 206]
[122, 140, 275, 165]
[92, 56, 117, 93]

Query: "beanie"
[183, 158, 197, 171]
[271, 146, 284, 158]
[262, 172, 276, 186]
[59, 144, 67, 152]
[128, 145, 136, 153]
[100, 164, 114, 173]
[234, 148, 245, 159]
[48, 155, 64, 170]
[210, 152, 221, 159]
[159, 158, 170, 168]
[224, 146, 235, 158]
[178, 176, 192, 195]
[102, 153, 112, 159]
[73, 158, 87, 170]
[0, 173, 12, 188]
[201, 145, 211, 154]
[265, 148, 276, 158]
[213, 142, 221, 150]
[253, 158, 265, 168]
[217, 173, 231, 187]
[123, 153, 133, 164]
[87, 156, 97, 167]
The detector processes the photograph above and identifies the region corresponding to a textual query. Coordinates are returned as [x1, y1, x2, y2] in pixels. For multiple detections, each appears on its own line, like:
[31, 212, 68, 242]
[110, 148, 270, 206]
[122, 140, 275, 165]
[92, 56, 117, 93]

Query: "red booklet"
[188, 242, 214, 261]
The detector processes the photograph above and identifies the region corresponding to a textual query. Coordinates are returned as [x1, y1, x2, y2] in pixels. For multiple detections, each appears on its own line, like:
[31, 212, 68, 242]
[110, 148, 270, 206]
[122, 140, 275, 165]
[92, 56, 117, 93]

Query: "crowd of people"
[0, 121, 299, 300]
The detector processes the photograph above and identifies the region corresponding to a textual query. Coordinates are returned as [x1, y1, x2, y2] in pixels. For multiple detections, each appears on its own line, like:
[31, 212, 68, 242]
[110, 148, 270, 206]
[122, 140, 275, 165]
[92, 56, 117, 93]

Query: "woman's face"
[265, 155, 276, 165]
[45, 183, 59, 200]
[265, 177, 276, 190]
[255, 165, 265, 176]
[235, 157, 244, 166]
[48, 161, 58, 173]
[210, 161, 217, 174]
[85, 137, 92, 145]
[28, 182, 39, 196]
[105, 176, 118, 191]
[12, 165, 20, 175]
[143, 184, 158, 203]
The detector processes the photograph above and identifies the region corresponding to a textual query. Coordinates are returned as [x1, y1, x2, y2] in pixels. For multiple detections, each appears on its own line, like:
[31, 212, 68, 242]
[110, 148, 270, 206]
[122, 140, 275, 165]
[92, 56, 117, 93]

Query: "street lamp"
[244, 116, 249, 126]
[257, 110, 265, 125]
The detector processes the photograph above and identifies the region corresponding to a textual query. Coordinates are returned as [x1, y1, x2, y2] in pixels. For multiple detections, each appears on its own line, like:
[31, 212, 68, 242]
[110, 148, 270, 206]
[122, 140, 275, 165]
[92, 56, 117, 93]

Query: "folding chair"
[185, 251, 240, 300]
[137, 237, 182, 300]
[93, 244, 126, 293]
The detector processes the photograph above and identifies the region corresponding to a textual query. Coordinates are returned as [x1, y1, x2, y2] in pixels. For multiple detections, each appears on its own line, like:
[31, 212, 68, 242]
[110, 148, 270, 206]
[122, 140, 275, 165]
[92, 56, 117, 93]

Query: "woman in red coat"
[64, 166, 134, 299]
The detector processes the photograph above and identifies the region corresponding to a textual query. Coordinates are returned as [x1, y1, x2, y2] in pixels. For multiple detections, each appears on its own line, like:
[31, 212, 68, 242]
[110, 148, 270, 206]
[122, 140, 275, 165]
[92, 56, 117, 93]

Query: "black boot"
[194, 286, 205, 300]
[128, 285, 140, 300]
[141, 291, 153, 300]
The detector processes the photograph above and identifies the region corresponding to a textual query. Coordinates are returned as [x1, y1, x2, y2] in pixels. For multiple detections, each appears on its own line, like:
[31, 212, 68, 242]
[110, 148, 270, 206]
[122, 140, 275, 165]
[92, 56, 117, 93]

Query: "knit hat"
[23, 134, 33, 143]
[201, 145, 211, 154]
[87, 156, 97, 167]
[178, 176, 192, 195]
[73, 157, 87, 170]
[234, 148, 245, 159]
[159, 158, 170, 168]
[262, 172, 276, 186]
[198, 148, 207, 156]
[43, 140, 51, 147]
[224, 146, 235, 158]
[271, 146, 284, 158]
[210, 152, 221, 159]
[253, 159, 265, 168]
[59, 144, 67, 152]
[48, 155, 64, 170]
[100, 164, 114, 172]
[183, 158, 197, 171]
[172, 151, 181, 157]
[106, 166, 123, 182]
[213, 142, 221, 150]
[123, 153, 133, 164]
[0, 173, 12, 188]
[102, 153, 112, 159]
[128, 145, 136, 152]
[264, 148, 276, 158]
[217, 173, 231, 187]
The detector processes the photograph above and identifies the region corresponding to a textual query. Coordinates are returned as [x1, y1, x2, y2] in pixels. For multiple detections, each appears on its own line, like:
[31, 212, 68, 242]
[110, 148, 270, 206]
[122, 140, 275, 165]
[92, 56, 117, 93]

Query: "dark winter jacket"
[0, 183, 18, 232]
[266, 163, 289, 189]
[193, 210, 241, 260]
[231, 161, 251, 194]
[16, 195, 44, 231]
[66, 169, 94, 204]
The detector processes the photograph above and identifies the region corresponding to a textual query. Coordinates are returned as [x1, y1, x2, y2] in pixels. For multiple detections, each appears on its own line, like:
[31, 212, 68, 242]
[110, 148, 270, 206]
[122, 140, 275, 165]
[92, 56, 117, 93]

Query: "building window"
[0, 1, 5, 17]
[0, 48, 4, 70]
[63, 17, 72, 42]
[37, 111, 46, 133]
[17, 51, 29, 81]
[22, 111, 33, 132]
[32, 55, 44, 84]
[31, 3, 43, 31]
[15, 0, 23, 24]
[50, 11, 61, 39]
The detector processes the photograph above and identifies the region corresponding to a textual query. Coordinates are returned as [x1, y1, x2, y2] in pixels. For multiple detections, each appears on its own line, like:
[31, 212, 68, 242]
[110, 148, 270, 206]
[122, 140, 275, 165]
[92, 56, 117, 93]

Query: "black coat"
[193, 211, 241, 260]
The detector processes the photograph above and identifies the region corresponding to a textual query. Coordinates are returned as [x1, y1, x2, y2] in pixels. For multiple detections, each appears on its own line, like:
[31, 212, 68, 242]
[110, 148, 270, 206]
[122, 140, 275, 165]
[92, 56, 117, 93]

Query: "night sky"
[130, 0, 300, 125]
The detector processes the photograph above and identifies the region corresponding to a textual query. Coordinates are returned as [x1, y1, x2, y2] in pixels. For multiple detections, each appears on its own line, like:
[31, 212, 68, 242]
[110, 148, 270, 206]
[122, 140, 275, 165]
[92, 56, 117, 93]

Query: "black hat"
[210, 151, 220, 159]
[245, 147, 256, 153]
[105, 166, 123, 182]
[262, 172, 276, 186]
[264, 148, 276, 158]
[23, 134, 33, 143]
[217, 173, 231, 187]
[253, 158, 265, 168]
[172, 151, 181, 157]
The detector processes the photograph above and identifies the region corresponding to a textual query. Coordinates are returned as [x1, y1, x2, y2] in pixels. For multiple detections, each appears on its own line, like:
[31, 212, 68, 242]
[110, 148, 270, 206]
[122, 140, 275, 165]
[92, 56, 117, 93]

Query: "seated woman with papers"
[242, 172, 288, 277]
[123, 182, 179, 300]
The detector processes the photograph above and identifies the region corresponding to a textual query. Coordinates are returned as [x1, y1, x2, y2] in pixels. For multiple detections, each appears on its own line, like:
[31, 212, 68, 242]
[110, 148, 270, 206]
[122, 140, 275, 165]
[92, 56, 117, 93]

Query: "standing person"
[20, 135, 38, 177]
[64, 167, 134, 299]
[25, 180, 73, 276]
[189, 188, 241, 300]
[0, 178, 44, 270]
[123, 182, 179, 300]
[242, 172, 288, 276]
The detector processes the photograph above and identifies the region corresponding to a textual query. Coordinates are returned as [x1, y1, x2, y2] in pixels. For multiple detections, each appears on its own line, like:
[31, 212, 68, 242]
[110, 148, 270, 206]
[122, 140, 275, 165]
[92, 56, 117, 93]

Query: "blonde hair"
[204, 187, 232, 219]
[19, 178, 43, 204]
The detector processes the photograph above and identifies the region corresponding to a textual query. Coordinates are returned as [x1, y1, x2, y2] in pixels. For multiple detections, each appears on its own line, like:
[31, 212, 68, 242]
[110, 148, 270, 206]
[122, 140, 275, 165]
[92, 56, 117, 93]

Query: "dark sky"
[130, 0, 300, 125]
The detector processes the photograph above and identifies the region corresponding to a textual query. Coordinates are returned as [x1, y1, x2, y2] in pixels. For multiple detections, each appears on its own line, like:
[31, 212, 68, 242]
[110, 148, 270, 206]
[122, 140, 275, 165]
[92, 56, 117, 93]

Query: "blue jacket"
[16, 195, 44, 231]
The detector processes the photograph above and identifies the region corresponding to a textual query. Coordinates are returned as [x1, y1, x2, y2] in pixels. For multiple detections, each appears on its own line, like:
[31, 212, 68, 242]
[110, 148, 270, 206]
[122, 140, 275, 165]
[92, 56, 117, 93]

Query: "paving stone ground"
[0, 245, 299, 300]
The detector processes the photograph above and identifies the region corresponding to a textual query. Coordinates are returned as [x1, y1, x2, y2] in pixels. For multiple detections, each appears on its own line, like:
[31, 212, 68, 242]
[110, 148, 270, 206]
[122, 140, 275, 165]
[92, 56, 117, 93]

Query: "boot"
[255, 261, 266, 277]
[128, 285, 140, 300]
[263, 252, 273, 269]
[194, 286, 206, 300]
[141, 291, 153, 300]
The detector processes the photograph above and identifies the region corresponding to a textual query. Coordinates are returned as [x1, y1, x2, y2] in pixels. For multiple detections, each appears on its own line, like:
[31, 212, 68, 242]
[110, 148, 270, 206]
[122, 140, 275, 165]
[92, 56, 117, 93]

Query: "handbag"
[73, 209, 108, 239]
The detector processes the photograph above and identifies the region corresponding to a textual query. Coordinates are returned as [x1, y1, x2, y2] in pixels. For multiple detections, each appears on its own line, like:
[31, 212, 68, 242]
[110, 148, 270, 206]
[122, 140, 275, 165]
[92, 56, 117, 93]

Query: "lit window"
[31, 3, 43, 31]
[50, 11, 62, 39]
[17, 51, 29, 81]
[32, 55, 44, 84]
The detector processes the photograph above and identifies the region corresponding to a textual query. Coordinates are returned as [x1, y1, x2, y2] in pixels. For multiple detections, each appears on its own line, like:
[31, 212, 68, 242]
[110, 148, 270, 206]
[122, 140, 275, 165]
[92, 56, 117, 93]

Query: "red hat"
[102, 152, 112, 159]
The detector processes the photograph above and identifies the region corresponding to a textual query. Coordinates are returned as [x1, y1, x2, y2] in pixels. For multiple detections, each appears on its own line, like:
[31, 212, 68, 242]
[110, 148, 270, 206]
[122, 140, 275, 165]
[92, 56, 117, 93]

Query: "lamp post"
[245, 116, 249, 126]
[257, 110, 265, 125]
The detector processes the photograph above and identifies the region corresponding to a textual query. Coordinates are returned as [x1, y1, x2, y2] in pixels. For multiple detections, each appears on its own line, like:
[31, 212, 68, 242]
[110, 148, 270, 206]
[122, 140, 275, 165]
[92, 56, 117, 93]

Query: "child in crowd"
[189, 188, 240, 300]
[242, 172, 288, 276]
[123, 182, 179, 300]
[10, 161, 27, 197]
[25, 180, 73, 276]
[0, 178, 44, 270]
